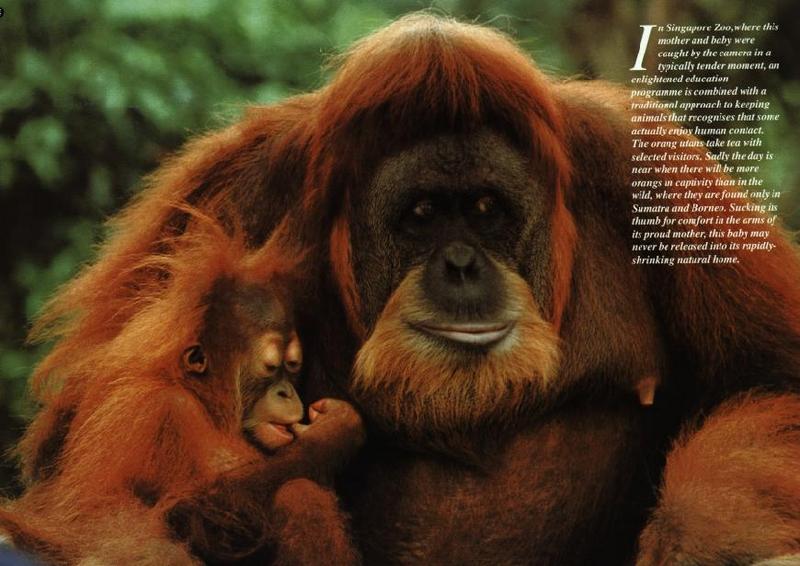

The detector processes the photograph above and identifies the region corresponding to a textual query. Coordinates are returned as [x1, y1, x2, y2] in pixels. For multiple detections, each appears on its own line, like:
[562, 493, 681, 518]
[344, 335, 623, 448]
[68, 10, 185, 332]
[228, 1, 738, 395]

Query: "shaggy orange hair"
[27, 95, 317, 405]
[1, 207, 306, 564]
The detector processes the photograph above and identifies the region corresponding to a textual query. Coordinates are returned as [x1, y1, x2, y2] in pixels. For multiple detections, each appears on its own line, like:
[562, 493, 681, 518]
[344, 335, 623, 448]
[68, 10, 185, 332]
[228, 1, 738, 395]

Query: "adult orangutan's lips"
[414, 322, 513, 346]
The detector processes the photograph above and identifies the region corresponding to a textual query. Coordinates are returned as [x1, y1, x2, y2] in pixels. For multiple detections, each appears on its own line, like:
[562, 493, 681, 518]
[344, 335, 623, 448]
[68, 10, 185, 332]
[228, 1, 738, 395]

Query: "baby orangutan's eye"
[181, 344, 208, 376]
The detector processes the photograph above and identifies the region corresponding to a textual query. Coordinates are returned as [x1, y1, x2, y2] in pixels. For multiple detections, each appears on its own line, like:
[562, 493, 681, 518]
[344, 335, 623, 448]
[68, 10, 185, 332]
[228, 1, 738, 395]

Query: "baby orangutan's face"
[234, 281, 306, 450]
[239, 327, 304, 450]
[180, 281, 307, 451]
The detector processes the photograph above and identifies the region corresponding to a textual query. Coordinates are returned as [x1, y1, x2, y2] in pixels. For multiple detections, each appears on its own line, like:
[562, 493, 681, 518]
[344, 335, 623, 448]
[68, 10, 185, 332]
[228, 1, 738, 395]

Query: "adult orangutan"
[8, 13, 800, 566]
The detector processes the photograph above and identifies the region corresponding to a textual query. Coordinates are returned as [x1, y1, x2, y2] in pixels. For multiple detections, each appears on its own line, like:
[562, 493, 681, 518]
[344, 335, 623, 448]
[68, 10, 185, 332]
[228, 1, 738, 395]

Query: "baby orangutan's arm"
[166, 398, 364, 563]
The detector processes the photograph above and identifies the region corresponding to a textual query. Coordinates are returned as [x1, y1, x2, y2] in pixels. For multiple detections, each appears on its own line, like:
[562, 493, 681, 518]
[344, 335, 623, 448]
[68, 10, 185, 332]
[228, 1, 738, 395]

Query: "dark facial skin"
[350, 130, 554, 332]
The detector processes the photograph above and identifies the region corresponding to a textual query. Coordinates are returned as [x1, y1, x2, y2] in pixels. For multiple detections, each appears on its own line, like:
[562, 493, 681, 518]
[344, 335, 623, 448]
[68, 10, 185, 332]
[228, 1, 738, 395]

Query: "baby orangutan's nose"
[259, 331, 303, 377]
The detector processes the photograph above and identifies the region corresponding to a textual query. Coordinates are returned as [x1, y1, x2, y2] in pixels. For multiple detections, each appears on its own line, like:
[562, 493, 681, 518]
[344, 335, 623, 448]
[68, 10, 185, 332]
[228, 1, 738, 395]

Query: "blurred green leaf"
[0, 79, 35, 113]
[15, 116, 67, 185]
[104, 0, 216, 20]
[15, 49, 52, 87]
[89, 165, 113, 209]
[0, 350, 31, 381]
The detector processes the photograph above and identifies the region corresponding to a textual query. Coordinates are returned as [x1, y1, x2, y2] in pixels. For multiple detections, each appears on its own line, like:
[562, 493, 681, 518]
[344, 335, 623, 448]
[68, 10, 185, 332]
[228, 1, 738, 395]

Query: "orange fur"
[329, 212, 365, 341]
[271, 479, 359, 566]
[549, 186, 577, 333]
[26, 95, 316, 409]
[2, 210, 307, 564]
[638, 394, 800, 564]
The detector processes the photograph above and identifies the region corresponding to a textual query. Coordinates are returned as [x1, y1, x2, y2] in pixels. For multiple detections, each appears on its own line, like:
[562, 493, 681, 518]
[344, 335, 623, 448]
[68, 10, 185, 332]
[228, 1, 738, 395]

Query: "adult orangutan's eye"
[469, 193, 506, 232]
[399, 197, 438, 237]
[474, 195, 496, 216]
[412, 199, 435, 220]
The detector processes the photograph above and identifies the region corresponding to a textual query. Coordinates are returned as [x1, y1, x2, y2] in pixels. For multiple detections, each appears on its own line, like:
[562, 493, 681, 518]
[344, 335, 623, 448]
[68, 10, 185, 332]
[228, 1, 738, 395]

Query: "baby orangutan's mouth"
[251, 422, 295, 450]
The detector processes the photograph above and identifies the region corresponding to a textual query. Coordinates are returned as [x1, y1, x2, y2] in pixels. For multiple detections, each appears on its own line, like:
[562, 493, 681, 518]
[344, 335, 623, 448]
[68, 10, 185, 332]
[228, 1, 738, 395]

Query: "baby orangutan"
[0, 215, 364, 565]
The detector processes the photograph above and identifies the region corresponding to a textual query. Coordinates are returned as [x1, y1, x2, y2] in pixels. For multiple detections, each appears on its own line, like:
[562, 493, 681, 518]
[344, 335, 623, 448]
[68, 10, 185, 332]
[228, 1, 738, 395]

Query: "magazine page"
[0, 1, 797, 565]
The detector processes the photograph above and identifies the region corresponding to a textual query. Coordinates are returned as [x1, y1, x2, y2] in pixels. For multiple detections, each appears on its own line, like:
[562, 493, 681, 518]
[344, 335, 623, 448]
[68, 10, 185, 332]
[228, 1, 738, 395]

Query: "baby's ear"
[181, 344, 208, 375]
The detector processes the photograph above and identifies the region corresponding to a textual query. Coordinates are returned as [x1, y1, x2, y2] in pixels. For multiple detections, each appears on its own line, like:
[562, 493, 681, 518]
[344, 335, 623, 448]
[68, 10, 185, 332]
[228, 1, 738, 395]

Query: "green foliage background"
[0, 0, 798, 489]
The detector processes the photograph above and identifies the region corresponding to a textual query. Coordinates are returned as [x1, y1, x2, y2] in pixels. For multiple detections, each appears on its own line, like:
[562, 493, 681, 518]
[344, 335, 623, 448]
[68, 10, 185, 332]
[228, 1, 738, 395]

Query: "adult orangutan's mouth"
[413, 322, 513, 346]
